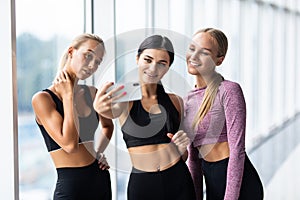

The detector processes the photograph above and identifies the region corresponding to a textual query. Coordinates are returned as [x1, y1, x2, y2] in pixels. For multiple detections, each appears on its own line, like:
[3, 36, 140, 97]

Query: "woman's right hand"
[53, 70, 74, 99]
[93, 82, 126, 119]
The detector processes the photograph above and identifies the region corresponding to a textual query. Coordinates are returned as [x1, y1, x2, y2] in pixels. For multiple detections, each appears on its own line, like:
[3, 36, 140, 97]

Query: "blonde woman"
[32, 33, 112, 199]
[184, 28, 263, 200]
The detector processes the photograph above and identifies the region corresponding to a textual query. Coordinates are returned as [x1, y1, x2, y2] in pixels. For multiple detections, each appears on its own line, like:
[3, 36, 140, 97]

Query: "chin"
[142, 76, 158, 84]
[78, 76, 87, 81]
[143, 78, 159, 84]
[188, 68, 199, 75]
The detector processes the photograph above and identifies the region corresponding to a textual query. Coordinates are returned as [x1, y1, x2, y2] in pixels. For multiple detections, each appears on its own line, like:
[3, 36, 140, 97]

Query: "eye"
[158, 62, 167, 68]
[200, 51, 210, 56]
[95, 59, 101, 66]
[85, 52, 93, 61]
[144, 58, 152, 63]
[188, 45, 195, 52]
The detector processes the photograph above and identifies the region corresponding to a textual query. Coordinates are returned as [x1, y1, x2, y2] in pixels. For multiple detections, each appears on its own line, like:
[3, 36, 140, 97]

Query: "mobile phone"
[106, 82, 142, 102]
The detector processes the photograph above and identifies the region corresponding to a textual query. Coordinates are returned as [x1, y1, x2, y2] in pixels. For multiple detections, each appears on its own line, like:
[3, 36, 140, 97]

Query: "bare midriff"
[128, 143, 181, 172]
[198, 141, 230, 162]
[50, 141, 96, 168]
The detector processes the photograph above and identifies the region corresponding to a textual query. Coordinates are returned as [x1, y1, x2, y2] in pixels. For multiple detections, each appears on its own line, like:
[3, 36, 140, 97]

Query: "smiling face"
[137, 48, 170, 84]
[69, 39, 104, 80]
[186, 32, 223, 77]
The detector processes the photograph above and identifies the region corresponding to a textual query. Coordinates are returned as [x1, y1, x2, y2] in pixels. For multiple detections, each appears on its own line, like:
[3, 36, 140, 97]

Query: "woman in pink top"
[184, 28, 264, 200]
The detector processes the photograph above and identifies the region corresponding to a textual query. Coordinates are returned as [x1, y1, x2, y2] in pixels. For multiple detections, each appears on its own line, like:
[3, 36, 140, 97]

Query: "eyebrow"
[144, 54, 168, 63]
[190, 44, 213, 53]
[201, 48, 213, 53]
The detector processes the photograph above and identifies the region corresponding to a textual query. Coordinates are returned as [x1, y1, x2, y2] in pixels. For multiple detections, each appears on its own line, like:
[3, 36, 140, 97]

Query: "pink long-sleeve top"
[184, 80, 246, 200]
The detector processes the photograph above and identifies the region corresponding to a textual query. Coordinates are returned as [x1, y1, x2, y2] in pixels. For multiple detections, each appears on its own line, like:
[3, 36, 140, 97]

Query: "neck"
[141, 83, 158, 98]
[195, 72, 219, 88]
[64, 66, 78, 82]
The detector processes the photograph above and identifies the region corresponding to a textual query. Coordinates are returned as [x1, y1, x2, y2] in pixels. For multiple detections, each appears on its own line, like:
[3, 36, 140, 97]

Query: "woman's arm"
[223, 82, 246, 200]
[169, 93, 183, 121]
[168, 94, 189, 159]
[96, 115, 114, 170]
[90, 86, 114, 153]
[96, 115, 114, 154]
[32, 71, 79, 153]
[90, 86, 114, 170]
[187, 143, 203, 200]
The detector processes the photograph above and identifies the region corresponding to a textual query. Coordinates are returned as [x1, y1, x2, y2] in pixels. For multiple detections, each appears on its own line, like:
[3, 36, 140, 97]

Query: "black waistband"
[56, 159, 104, 179]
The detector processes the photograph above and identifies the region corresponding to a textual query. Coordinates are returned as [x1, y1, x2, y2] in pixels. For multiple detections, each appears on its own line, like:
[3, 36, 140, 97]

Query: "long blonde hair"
[192, 28, 228, 129]
[56, 33, 105, 76]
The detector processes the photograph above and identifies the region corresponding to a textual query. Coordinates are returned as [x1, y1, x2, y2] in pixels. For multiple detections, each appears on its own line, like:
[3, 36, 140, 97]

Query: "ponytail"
[192, 73, 223, 129]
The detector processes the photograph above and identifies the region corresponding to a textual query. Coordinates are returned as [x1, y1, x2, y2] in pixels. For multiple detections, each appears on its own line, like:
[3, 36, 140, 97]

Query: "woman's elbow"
[103, 125, 114, 139]
[63, 143, 79, 154]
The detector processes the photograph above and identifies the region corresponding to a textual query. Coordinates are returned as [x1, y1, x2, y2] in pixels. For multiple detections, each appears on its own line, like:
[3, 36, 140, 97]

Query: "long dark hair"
[137, 35, 174, 66]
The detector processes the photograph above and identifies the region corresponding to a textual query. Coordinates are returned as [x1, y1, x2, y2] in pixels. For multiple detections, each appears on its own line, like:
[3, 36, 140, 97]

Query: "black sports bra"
[36, 85, 99, 152]
[121, 84, 180, 148]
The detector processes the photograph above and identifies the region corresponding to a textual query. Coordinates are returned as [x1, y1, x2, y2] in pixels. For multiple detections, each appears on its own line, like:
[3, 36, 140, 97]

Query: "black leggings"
[128, 159, 196, 200]
[53, 160, 111, 200]
[202, 155, 264, 200]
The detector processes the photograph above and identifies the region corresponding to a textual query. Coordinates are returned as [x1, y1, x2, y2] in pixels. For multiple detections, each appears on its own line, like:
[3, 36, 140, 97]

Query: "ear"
[216, 56, 225, 66]
[136, 55, 139, 64]
[68, 47, 74, 58]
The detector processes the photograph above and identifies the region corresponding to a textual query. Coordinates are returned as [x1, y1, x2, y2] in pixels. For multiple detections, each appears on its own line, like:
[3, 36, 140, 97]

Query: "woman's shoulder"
[220, 80, 243, 93]
[167, 93, 183, 112]
[221, 79, 240, 87]
[168, 93, 183, 103]
[32, 87, 54, 104]
[219, 80, 245, 104]
[31, 88, 57, 121]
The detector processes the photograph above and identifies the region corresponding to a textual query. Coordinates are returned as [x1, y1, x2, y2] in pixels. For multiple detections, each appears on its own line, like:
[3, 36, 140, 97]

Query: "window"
[11, 0, 300, 199]
[16, 1, 85, 199]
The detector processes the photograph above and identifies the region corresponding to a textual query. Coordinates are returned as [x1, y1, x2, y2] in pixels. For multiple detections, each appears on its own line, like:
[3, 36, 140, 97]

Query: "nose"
[89, 60, 99, 71]
[190, 51, 200, 61]
[148, 63, 157, 72]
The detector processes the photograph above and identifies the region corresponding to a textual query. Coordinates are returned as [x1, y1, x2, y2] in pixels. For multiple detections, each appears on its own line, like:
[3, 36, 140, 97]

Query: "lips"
[83, 69, 92, 75]
[144, 71, 158, 78]
[189, 61, 201, 67]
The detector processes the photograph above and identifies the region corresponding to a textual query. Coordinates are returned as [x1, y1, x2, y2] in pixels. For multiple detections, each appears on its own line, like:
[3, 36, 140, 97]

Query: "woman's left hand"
[167, 130, 190, 155]
[97, 153, 110, 170]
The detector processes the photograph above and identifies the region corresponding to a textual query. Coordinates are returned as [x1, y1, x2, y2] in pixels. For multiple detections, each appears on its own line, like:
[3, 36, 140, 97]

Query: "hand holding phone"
[106, 82, 142, 103]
